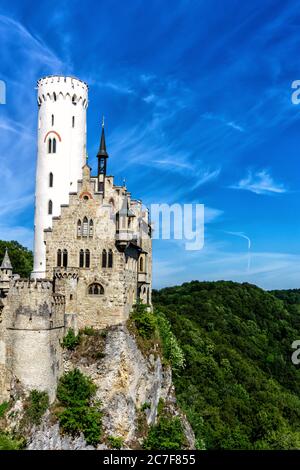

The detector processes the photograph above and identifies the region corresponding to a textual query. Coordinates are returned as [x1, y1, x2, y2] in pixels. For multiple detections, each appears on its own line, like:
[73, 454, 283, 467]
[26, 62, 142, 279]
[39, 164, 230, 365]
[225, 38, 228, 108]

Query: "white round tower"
[32, 75, 88, 278]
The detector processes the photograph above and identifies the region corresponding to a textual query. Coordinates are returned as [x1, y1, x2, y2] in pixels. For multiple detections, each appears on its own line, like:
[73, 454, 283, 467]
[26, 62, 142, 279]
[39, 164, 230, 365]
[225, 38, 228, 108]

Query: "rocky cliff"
[2, 324, 195, 450]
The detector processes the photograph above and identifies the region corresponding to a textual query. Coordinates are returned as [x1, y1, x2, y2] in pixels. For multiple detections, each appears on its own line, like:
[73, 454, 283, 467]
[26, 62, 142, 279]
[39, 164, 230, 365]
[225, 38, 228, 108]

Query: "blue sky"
[0, 0, 300, 289]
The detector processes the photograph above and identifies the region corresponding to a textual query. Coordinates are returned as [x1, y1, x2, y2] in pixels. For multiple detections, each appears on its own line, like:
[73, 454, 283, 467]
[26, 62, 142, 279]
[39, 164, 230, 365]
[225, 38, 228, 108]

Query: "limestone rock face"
[15, 324, 194, 450]
[63, 325, 195, 448]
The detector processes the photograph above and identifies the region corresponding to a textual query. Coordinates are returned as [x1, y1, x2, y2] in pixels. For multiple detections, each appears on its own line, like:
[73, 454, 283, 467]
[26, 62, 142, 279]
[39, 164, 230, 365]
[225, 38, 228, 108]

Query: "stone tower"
[32, 76, 88, 278]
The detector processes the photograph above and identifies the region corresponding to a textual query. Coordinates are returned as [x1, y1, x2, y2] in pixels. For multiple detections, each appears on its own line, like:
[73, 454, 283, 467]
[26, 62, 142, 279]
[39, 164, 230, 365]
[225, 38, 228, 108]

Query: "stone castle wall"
[1, 279, 65, 403]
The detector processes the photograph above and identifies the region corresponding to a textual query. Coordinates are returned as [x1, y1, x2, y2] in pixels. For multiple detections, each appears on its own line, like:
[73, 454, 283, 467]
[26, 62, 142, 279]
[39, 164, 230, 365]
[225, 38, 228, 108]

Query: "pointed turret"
[1, 248, 12, 271]
[97, 116, 109, 194]
[97, 124, 108, 158]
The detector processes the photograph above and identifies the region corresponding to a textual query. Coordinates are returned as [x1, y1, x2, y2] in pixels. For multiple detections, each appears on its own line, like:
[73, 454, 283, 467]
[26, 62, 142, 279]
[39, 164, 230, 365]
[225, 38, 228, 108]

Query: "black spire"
[97, 116, 108, 193]
[97, 117, 108, 158]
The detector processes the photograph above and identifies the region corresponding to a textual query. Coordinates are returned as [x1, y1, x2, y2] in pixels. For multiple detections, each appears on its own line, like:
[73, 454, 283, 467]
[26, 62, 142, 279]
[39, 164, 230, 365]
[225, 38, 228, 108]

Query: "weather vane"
[102, 115, 105, 128]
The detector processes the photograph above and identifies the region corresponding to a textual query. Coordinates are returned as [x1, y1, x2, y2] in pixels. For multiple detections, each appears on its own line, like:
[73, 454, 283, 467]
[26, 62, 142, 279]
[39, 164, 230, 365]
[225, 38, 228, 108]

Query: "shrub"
[24, 390, 49, 425]
[62, 329, 81, 350]
[82, 326, 96, 336]
[57, 368, 96, 407]
[141, 402, 151, 412]
[131, 302, 157, 339]
[0, 401, 10, 419]
[107, 435, 124, 449]
[143, 416, 186, 450]
[0, 432, 25, 450]
[156, 312, 185, 372]
[58, 405, 102, 445]
[56, 369, 102, 446]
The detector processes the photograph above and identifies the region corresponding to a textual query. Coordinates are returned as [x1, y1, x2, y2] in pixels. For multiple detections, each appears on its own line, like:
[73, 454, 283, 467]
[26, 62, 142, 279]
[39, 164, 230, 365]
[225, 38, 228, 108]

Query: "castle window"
[82, 217, 88, 237]
[77, 219, 82, 237]
[79, 249, 84, 268]
[85, 249, 90, 268]
[88, 283, 104, 295]
[51, 114, 54, 126]
[53, 138, 57, 153]
[48, 200, 53, 215]
[72, 116, 75, 127]
[108, 249, 113, 268]
[139, 257, 144, 272]
[48, 138, 52, 153]
[49, 172, 53, 187]
[57, 249, 62, 267]
[102, 249, 107, 268]
[89, 220, 93, 237]
[53, 92, 57, 101]
[63, 249, 68, 268]
[72, 94, 77, 105]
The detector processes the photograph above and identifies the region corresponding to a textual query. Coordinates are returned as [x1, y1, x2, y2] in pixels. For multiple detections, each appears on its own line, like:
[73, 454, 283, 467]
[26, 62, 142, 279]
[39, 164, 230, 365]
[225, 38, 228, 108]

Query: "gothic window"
[88, 283, 104, 295]
[79, 249, 84, 268]
[48, 200, 53, 215]
[51, 114, 54, 126]
[77, 219, 82, 237]
[102, 249, 107, 268]
[48, 138, 52, 153]
[108, 249, 113, 268]
[85, 249, 90, 268]
[53, 138, 57, 153]
[63, 249, 68, 268]
[82, 217, 88, 237]
[49, 172, 53, 187]
[89, 220, 93, 238]
[72, 116, 75, 128]
[139, 257, 144, 272]
[57, 249, 62, 267]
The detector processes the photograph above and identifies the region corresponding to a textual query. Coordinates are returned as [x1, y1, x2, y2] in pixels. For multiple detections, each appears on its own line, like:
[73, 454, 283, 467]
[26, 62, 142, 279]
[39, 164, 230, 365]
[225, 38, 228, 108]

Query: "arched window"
[53, 92, 57, 101]
[79, 249, 84, 268]
[49, 172, 53, 187]
[85, 249, 90, 268]
[53, 138, 57, 153]
[139, 257, 144, 272]
[77, 219, 82, 237]
[88, 283, 104, 295]
[89, 220, 93, 238]
[72, 94, 77, 105]
[48, 138, 52, 153]
[108, 249, 113, 268]
[82, 217, 88, 237]
[63, 249, 68, 268]
[48, 200, 53, 215]
[51, 114, 54, 126]
[72, 116, 75, 127]
[57, 249, 62, 267]
[102, 249, 107, 268]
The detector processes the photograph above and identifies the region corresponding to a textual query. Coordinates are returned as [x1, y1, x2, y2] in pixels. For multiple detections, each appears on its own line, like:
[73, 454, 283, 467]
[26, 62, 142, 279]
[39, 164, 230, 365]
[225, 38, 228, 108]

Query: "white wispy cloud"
[230, 169, 287, 195]
[202, 112, 245, 132]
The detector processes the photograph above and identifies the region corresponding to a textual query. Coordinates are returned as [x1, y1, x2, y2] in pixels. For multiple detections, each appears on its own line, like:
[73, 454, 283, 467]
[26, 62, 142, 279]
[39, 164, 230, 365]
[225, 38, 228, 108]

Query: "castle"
[0, 76, 152, 402]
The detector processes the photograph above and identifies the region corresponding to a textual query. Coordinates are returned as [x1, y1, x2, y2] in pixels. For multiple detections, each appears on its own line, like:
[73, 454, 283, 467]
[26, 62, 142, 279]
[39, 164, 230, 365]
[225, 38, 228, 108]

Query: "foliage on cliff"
[0, 240, 33, 278]
[153, 281, 300, 450]
[56, 368, 102, 445]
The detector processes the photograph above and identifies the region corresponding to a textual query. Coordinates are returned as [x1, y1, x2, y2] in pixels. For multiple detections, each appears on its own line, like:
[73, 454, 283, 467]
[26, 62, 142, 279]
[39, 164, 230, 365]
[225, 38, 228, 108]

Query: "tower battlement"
[11, 278, 53, 293]
[37, 75, 88, 108]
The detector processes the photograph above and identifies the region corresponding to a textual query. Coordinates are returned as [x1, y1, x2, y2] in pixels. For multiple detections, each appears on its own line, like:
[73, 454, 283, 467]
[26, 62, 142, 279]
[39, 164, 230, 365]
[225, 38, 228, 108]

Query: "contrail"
[225, 231, 252, 272]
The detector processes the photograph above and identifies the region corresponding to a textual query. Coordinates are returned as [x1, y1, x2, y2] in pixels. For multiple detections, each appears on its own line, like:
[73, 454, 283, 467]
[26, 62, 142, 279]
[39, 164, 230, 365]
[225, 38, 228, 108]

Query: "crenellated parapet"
[37, 75, 88, 108]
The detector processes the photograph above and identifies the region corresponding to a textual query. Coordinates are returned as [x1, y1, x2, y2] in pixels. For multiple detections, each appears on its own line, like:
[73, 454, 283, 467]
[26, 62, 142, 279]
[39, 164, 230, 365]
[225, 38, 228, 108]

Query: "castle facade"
[0, 76, 152, 402]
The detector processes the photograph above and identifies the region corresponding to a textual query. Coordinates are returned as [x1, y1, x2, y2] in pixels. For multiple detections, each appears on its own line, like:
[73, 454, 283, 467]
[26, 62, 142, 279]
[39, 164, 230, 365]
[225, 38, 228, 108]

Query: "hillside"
[153, 281, 300, 449]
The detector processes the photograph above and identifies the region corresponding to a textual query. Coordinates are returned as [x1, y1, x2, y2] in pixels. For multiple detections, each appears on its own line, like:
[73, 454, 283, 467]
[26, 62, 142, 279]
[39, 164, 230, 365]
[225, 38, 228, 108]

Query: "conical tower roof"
[97, 117, 108, 158]
[1, 248, 12, 270]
